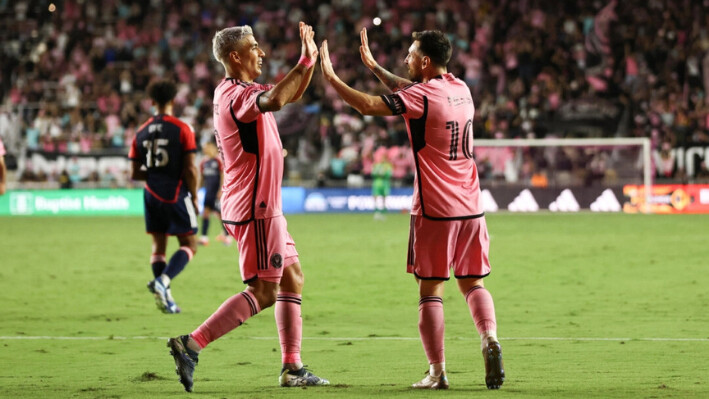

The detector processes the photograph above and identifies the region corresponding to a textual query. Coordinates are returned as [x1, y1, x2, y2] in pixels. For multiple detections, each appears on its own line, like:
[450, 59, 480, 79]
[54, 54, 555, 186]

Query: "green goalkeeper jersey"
[372, 160, 393, 196]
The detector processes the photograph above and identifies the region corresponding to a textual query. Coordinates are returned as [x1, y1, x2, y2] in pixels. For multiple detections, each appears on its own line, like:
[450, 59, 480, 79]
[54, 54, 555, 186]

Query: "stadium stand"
[2, 0, 708, 188]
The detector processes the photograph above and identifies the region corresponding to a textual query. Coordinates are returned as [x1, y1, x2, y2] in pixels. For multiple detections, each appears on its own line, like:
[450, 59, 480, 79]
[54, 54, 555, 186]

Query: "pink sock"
[275, 292, 302, 364]
[465, 286, 497, 334]
[418, 296, 445, 364]
[190, 291, 261, 349]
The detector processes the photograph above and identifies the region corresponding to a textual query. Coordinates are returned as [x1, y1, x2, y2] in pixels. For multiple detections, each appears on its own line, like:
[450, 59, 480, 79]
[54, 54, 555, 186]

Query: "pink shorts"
[407, 215, 491, 280]
[224, 215, 299, 284]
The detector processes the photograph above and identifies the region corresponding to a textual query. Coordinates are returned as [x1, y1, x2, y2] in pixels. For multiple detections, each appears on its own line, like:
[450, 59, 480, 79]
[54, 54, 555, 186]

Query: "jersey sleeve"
[380, 83, 425, 118]
[0, 138, 5, 156]
[180, 124, 197, 153]
[232, 84, 271, 122]
[128, 137, 139, 160]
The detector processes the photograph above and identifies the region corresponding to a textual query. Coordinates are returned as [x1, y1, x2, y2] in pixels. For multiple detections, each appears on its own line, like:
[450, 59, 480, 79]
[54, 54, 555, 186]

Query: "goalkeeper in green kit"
[372, 153, 393, 220]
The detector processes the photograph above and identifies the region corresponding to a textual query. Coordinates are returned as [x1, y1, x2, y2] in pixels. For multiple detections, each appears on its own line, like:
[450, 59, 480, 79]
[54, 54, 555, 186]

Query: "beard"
[407, 67, 423, 82]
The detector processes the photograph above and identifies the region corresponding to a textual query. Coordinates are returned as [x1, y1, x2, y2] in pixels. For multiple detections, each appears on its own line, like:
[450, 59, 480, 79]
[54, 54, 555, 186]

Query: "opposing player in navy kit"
[198, 141, 231, 246]
[129, 79, 200, 314]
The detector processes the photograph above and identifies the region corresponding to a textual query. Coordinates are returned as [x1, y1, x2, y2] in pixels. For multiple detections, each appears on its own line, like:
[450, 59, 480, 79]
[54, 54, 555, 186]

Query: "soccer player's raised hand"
[359, 27, 378, 70]
[299, 21, 318, 62]
[319, 40, 335, 80]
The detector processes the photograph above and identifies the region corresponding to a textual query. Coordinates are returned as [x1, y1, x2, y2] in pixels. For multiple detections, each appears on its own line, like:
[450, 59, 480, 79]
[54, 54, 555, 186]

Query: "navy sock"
[201, 218, 210, 236]
[164, 248, 192, 280]
[152, 261, 167, 278]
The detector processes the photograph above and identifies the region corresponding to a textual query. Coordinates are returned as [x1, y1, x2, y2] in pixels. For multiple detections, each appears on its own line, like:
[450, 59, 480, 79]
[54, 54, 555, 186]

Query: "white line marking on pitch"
[1, 336, 708, 342]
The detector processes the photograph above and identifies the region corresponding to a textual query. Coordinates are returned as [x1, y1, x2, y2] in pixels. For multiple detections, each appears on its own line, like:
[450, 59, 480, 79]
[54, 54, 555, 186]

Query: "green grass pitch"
[1, 212, 708, 398]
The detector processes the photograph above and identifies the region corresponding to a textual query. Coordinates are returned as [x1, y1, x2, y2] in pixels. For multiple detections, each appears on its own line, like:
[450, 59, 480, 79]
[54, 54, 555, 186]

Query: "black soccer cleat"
[167, 335, 199, 392]
[483, 341, 505, 389]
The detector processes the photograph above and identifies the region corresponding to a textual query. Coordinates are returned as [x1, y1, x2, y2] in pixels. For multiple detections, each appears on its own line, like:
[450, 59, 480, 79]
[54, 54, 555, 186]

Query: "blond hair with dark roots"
[212, 26, 253, 64]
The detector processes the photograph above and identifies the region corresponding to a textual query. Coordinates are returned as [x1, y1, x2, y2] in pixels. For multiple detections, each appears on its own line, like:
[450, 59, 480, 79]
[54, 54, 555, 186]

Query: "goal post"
[473, 137, 653, 213]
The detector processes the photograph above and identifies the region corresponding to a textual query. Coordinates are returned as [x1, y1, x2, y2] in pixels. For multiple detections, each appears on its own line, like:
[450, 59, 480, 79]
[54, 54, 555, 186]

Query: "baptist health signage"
[2, 189, 144, 216]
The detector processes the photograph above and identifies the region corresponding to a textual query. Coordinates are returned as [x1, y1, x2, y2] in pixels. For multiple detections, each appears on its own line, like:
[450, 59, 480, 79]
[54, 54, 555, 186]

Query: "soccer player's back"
[392, 74, 483, 219]
[129, 79, 199, 315]
[133, 115, 194, 202]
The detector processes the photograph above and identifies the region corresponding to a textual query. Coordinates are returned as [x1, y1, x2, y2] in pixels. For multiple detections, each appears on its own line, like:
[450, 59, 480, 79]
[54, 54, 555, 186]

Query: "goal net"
[472, 137, 652, 213]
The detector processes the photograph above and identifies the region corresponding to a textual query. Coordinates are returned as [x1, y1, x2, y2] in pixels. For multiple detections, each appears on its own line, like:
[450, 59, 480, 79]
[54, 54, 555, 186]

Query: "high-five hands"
[299, 21, 318, 62]
[319, 40, 335, 80]
[359, 27, 378, 70]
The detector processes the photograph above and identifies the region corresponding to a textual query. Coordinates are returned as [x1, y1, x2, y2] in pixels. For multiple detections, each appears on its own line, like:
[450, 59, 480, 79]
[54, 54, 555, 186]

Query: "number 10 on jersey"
[447, 119, 474, 161]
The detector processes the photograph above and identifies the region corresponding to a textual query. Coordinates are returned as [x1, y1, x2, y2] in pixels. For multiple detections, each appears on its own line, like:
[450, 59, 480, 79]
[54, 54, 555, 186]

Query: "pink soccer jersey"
[381, 73, 483, 219]
[212, 78, 284, 224]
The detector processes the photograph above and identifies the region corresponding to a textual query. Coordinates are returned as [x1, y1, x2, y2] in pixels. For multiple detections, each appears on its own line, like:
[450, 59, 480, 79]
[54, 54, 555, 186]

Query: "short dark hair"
[411, 30, 452, 67]
[147, 79, 177, 108]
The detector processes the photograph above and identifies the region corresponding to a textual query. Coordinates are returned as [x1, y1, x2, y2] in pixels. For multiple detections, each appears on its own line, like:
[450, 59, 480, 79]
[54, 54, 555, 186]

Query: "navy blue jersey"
[129, 114, 197, 202]
[200, 157, 222, 196]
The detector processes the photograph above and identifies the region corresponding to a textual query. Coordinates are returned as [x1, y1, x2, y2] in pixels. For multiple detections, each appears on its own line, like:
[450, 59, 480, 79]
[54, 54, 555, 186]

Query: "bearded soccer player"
[129, 79, 199, 314]
[320, 28, 505, 390]
[166, 22, 329, 392]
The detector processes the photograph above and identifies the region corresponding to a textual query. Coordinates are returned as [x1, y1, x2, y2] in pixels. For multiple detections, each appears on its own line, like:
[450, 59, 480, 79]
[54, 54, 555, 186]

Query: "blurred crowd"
[2, 0, 709, 187]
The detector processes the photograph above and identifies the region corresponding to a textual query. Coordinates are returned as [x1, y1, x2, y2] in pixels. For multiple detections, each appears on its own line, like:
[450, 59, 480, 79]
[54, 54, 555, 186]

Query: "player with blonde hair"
[166, 21, 328, 392]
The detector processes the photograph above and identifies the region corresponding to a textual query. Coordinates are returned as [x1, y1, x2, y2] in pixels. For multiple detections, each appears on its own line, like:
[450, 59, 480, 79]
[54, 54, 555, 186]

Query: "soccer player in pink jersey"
[166, 22, 329, 392]
[321, 29, 505, 390]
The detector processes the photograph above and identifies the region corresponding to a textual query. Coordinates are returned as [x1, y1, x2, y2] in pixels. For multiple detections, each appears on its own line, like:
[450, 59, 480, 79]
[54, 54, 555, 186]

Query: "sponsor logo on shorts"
[270, 253, 283, 268]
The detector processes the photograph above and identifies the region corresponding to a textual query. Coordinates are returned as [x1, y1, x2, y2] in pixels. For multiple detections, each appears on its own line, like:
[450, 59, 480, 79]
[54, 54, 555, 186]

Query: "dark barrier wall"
[2, 185, 708, 215]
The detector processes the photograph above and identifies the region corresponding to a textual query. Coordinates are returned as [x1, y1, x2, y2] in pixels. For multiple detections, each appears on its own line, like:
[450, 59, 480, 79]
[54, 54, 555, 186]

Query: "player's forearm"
[130, 161, 147, 181]
[131, 170, 147, 181]
[260, 64, 310, 112]
[183, 165, 199, 199]
[324, 75, 392, 116]
[291, 65, 315, 102]
[370, 64, 412, 92]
